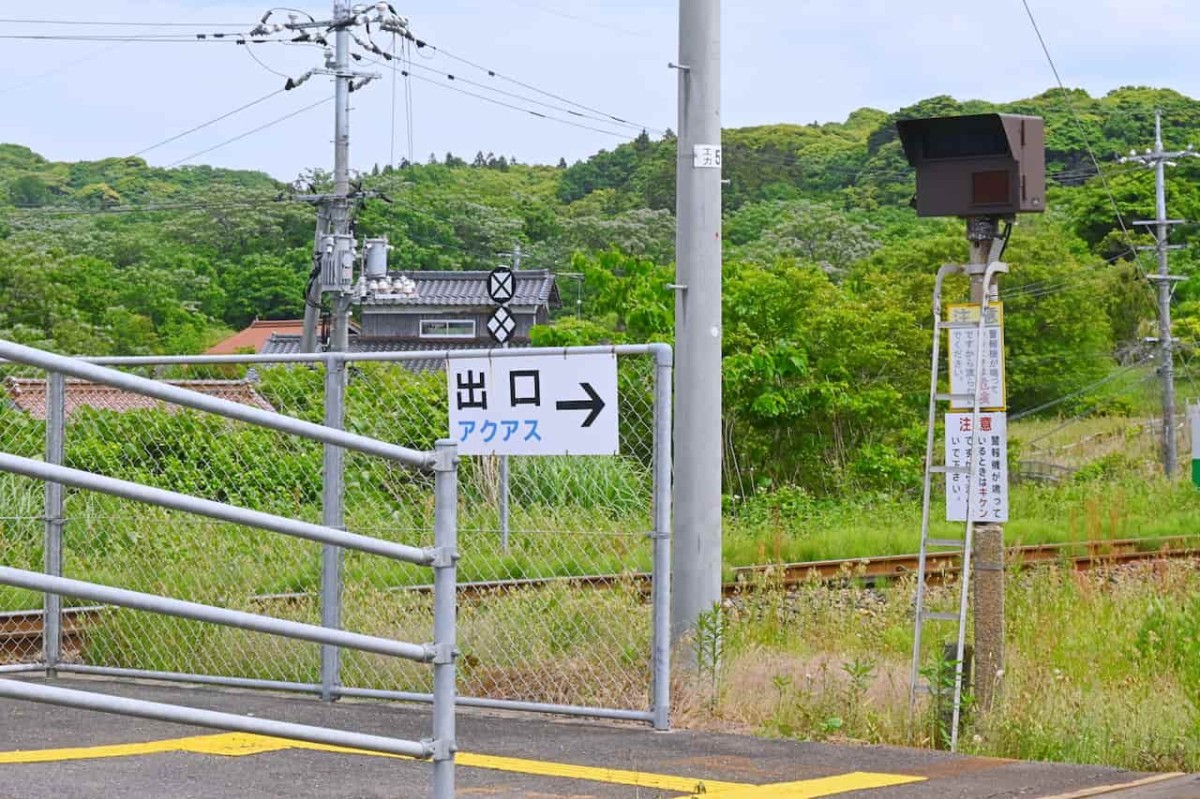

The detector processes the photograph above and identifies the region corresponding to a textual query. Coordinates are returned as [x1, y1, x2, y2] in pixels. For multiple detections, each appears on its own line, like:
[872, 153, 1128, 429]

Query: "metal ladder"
[909, 261, 1007, 751]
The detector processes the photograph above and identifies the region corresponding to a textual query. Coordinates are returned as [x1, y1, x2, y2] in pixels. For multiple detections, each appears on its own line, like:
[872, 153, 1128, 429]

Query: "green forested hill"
[2, 85, 1198, 494]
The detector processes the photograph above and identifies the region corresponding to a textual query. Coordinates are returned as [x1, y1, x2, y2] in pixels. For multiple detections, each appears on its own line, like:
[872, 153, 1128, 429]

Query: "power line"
[242, 40, 293, 78]
[5, 199, 302, 218]
[1019, 0, 1149, 279]
[389, 33, 399, 167]
[404, 38, 415, 163]
[168, 95, 334, 166]
[0, 5, 243, 96]
[500, 0, 653, 39]
[355, 43, 648, 134]
[1010, 356, 1154, 421]
[0, 34, 240, 42]
[355, 54, 634, 140]
[1024, 371, 1159, 447]
[0, 18, 248, 27]
[399, 30, 666, 135]
[130, 88, 287, 157]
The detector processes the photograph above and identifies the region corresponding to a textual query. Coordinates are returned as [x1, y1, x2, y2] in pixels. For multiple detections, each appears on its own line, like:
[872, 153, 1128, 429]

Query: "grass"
[3, 393, 1198, 769]
[677, 560, 1200, 771]
[724, 475, 1200, 569]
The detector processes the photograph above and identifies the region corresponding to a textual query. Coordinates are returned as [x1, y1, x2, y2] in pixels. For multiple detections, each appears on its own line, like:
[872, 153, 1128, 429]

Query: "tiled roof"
[361, 269, 560, 308]
[205, 319, 306, 355]
[261, 335, 534, 372]
[205, 319, 362, 354]
[3, 378, 275, 420]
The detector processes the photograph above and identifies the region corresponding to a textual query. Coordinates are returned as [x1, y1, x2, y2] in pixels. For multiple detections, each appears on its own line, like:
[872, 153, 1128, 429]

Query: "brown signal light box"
[896, 114, 1046, 218]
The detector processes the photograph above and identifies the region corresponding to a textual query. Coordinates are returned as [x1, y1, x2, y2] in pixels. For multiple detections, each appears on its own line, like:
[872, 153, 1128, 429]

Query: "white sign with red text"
[945, 411, 1009, 522]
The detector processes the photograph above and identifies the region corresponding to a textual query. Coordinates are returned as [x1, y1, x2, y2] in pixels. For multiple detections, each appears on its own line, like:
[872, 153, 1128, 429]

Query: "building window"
[420, 319, 476, 339]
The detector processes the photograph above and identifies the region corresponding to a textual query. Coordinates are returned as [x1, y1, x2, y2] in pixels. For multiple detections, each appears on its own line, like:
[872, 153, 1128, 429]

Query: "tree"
[7, 175, 50, 207]
[728, 200, 881, 279]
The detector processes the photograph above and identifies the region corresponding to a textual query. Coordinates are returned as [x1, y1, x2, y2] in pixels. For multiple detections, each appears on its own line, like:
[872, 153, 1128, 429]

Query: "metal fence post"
[499, 454, 510, 552]
[650, 346, 674, 731]
[321, 358, 346, 701]
[431, 439, 459, 799]
[43, 371, 66, 675]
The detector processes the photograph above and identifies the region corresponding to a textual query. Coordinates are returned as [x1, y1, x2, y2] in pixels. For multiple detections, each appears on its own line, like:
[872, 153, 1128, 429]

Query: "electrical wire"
[0, 34, 279, 44]
[0, 18, 248, 27]
[398, 30, 665, 135]
[1020, 0, 1152, 286]
[5, 199, 300, 218]
[357, 31, 650, 135]
[1024, 371, 1159, 446]
[501, 0, 652, 39]
[168, 95, 334, 166]
[242, 39, 292, 78]
[129, 88, 287, 157]
[355, 53, 633, 140]
[0, 4, 241, 96]
[389, 32, 398, 167]
[1010, 356, 1155, 421]
[404, 38, 415, 163]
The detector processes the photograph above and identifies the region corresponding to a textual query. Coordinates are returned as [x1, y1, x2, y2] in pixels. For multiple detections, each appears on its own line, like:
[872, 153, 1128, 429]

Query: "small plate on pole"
[487, 306, 516, 344]
[488, 267, 515, 305]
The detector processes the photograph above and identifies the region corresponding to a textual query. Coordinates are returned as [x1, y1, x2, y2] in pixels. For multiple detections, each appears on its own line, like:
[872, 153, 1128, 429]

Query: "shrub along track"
[3, 537, 1198, 662]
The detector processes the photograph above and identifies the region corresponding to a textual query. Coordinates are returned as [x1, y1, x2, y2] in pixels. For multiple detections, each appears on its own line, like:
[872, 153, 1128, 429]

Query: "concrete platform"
[0, 676, 1190, 798]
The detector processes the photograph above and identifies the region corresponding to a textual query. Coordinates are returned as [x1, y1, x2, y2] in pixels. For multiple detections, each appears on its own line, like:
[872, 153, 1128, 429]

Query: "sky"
[1, 0, 1198, 181]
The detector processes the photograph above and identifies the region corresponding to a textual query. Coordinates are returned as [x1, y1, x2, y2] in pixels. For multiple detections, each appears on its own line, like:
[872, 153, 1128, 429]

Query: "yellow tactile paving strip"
[0, 732, 927, 797]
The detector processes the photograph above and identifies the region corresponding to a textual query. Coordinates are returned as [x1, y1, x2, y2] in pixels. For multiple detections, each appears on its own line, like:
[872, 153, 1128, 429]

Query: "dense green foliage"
[3, 85, 1199, 496]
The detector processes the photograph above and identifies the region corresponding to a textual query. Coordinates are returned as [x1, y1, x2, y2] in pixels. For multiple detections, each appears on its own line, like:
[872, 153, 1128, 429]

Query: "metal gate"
[0, 339, 459, 796]
[0, 344, 671, 729]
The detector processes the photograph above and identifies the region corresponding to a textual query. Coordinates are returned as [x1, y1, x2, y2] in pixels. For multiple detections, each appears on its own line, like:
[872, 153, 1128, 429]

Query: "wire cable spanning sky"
[2, 0, 1199, 180]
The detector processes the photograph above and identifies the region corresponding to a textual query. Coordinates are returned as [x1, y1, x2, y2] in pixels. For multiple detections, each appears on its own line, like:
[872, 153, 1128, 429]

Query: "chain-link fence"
[0, 345, 671, 726]
[0, 341, 460, 794]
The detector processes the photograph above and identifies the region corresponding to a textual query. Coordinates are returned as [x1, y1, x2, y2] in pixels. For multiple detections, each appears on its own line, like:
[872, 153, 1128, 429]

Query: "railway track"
[728, 536, 1200, 588]
[0, 607, 104, 664]
[3, 537, 1196, 662]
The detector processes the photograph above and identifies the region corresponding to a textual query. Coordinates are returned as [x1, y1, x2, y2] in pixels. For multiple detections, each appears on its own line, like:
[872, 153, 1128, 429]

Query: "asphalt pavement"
[0, 676, 1192, 798]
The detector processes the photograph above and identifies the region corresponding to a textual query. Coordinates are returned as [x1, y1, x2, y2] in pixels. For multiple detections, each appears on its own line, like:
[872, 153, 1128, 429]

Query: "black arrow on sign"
[556, 382, 605, 428]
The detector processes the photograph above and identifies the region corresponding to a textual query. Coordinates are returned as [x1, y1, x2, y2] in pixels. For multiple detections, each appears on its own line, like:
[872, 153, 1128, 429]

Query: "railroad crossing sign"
[486, 306, 516, 344]
[487, 266, 515, 305]
[447, 353, 618, 456]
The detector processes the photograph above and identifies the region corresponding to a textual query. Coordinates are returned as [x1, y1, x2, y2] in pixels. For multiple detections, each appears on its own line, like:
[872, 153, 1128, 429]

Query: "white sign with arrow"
[447, 353, 619, 456]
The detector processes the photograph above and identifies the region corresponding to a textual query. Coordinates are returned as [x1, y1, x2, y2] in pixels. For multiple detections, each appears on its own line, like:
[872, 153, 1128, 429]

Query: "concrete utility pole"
[321, 0, 354, 704]
[966, 218, 1005, 713]
[267, 0, 385, 699]
[294, 0, 390, 354]
[671, 0, 723, 642]
[1121, 111, 1197, 478]
[328, 0, 354, 354]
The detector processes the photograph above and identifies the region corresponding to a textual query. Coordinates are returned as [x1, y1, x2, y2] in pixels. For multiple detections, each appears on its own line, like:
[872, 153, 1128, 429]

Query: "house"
[206, 319, 359, 355]
[261, 270, 560, 364]
[3, 378, 275, 420]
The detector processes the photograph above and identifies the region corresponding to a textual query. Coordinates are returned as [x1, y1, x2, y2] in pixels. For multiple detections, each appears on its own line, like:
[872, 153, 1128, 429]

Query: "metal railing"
[0, 343, 672, 730]
[0, 339, 459, 798]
